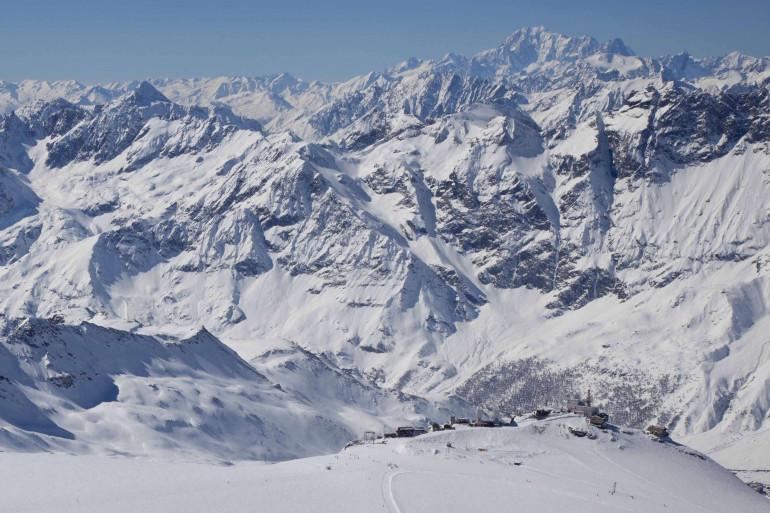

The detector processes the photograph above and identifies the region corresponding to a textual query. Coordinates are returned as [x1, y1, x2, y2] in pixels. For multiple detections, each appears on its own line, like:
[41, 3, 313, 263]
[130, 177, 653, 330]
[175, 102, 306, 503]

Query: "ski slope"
[1, 415, 766, 513]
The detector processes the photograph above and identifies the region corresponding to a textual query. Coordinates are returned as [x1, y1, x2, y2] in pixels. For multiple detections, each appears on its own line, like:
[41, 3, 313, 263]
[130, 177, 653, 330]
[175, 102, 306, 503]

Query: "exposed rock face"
[606, 86, 770, 181]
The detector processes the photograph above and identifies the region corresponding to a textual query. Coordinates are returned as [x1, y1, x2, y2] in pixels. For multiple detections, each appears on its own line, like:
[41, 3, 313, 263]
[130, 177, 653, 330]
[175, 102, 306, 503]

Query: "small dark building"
[470, 420, 496, 427]
[646, 425, 669, 438]
[396, 426, 415, 437]
[590, 415, 607, 428]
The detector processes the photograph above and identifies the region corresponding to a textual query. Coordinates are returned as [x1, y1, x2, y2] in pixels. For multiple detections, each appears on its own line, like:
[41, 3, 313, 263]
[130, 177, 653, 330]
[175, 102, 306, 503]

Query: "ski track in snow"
[381, 470, 404, 513]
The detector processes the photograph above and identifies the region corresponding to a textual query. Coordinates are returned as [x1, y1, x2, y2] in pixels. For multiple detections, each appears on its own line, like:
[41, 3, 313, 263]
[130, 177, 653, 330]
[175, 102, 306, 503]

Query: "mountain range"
[0, 26, 769, 472]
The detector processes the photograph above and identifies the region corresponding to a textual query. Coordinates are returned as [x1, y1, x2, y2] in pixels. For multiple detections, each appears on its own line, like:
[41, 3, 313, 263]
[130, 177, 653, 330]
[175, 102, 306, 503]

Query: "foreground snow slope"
[1, 417, 766, 513]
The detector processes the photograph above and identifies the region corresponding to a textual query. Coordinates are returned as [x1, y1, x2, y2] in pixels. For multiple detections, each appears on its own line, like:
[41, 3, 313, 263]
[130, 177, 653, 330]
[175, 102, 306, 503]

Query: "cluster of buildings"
[370, 391, 671, 442]
[382, 411, 510, 439]
[563, 390, 609, 428]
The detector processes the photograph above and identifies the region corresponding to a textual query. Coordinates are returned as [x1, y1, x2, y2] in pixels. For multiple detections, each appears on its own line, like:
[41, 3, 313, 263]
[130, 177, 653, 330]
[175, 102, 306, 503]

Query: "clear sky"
[1, 0, 768, 83]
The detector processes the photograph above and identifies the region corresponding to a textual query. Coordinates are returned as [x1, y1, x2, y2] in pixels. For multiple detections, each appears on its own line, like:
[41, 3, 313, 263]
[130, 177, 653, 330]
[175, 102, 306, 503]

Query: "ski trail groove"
[381, 470, 403, 513]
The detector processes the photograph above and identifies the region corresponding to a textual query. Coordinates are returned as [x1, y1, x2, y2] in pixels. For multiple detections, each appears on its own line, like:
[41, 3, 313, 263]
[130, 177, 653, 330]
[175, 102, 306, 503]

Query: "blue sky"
[1, 0, 768, 83]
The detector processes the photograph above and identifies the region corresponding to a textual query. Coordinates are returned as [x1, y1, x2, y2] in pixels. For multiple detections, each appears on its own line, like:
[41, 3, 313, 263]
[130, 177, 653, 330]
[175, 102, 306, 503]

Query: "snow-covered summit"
[469, 26, 636, 76]
[127, 80, 171, 106]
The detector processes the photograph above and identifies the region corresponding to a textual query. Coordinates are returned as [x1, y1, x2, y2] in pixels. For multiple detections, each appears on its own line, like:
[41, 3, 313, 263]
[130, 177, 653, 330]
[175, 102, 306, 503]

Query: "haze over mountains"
[0, 26, 769, 476]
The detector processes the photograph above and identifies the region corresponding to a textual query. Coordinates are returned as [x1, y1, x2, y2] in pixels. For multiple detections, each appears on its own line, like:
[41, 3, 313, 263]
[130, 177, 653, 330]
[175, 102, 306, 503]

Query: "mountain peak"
[126, 81, 170, 106]
[389, 56, 424, 74]
[504, 25, 548, 38]
[497, 27, 633, 64]
[603, 37, 635, 57]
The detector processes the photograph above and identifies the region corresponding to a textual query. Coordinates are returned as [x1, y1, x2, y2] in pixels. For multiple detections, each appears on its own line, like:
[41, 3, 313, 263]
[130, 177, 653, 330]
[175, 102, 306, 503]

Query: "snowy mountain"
[0, 317, 354, 460]
[0, 317, 462, 460]
[0, 27, 770, 485]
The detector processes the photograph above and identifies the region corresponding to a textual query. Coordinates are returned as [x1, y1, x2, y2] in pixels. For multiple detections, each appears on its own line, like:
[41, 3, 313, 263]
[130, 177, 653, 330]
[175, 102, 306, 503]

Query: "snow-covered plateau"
[1, 26, 770, 505]
[2, 418, 768, 513]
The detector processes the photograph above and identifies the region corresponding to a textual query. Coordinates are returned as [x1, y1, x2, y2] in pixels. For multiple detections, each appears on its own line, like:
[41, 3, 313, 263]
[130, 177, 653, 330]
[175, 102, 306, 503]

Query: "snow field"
[1, 416, 766, 513]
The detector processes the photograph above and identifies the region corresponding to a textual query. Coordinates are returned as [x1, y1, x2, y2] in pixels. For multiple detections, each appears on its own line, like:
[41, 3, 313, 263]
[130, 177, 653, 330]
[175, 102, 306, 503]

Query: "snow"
[1, 417, 766, 513]
[585, 53, 646, 74]
[552, 119, 599, 157]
